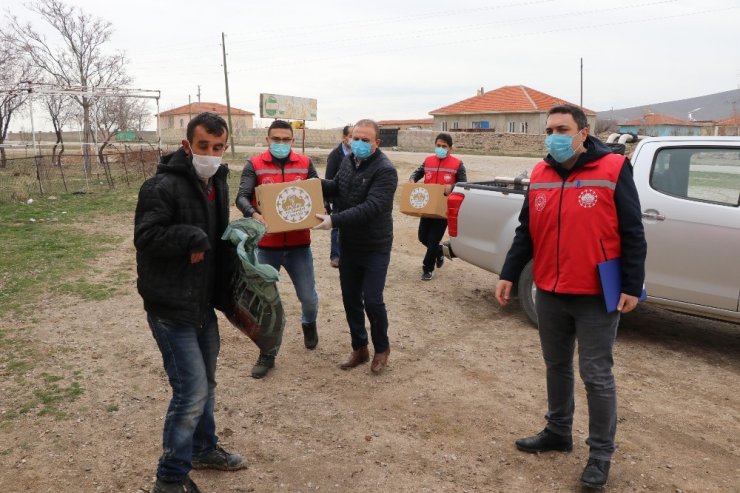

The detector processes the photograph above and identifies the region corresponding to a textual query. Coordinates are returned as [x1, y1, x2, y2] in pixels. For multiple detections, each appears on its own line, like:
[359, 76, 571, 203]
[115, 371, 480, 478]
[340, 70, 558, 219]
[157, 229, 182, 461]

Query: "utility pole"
[580, 57, 583, 108]
[197, 85, 201, 103]
[188, 94, 192, 122]
[221, 32, 236, 159]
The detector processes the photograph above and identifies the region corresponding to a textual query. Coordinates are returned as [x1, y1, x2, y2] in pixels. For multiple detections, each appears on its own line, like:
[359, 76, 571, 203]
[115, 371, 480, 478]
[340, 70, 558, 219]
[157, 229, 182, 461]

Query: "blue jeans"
[257, 246, 318, 325]
[338, 250, 391, 353]
[148, 309, 220, 481]
[535, 290, 621, 461]
[330, 227, 340, 260]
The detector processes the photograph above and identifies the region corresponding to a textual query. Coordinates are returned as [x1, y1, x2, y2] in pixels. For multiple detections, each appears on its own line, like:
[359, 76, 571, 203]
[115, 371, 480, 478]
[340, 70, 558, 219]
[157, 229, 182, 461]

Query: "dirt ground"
[1, 151, 739, 493]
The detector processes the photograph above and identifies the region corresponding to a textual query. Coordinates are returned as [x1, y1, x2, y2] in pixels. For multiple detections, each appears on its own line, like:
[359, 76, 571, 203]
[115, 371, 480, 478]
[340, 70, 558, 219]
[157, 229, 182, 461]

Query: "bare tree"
[9, 0, 131, 170]
[44, 91, 76, 166]
[0, 30, 38, 168]
[93, 96, 151, 162]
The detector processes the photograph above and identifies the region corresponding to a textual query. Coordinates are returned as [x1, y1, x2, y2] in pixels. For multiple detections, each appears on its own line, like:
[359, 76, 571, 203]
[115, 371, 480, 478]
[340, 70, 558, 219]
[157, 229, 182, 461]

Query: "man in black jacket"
[324, 125, 353, 268]
[315, 119, 398, 374]
[135, 112, 247, 493]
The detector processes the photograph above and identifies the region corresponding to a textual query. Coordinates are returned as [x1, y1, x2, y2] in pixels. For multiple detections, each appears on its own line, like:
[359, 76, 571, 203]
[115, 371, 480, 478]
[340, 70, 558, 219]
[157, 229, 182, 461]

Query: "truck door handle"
[641, 210, 665, 221]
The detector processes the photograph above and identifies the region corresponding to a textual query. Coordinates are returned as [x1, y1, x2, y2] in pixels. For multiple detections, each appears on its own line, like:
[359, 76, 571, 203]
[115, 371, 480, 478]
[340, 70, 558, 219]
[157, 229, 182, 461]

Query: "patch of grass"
[0, 187, 137, 424]
[0, 187, 137, 317]
[57, 279, 118, 301]
[106, 404, 119, 412]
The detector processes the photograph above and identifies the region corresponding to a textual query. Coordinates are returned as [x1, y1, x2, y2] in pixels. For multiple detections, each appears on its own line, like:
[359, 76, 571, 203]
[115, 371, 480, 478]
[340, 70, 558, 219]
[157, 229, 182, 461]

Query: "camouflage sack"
[221, 218, 285, 356]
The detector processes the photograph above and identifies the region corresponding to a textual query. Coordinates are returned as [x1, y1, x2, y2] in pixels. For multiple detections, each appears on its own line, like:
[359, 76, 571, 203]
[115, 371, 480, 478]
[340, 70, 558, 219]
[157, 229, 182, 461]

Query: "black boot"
[251, 354, 275, 379]
[580, 458, 610, 489]
[515, 428, 573, 453]
[302, 322, 318, 349]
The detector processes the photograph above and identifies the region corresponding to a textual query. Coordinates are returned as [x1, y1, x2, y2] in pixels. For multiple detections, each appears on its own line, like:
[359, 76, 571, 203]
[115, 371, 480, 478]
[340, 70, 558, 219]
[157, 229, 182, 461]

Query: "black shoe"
[152, 475, 201, 493]
[580, 458, 610, 489]
[251, 354, 275, 379]
[192, 444, 248, 471]
[421, 270, 433, 281]
[436, 254, 444, 269]
[302, 322, 318, 350]
[515, 428, 573, 453]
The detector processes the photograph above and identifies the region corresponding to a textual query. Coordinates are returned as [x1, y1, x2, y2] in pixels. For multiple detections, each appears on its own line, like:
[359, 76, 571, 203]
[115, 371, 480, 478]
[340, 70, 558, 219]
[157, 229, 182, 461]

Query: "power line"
[228, 5, 737, 75]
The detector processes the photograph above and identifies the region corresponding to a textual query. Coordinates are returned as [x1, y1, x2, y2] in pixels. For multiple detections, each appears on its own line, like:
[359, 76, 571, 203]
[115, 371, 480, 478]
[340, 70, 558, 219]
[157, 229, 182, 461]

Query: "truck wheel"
[517, 260, 538, 327]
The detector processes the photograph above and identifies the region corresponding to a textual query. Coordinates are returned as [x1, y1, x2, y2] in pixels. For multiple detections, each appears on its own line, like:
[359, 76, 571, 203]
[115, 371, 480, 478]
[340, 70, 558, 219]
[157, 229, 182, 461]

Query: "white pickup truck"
[444, 136, 740, 325]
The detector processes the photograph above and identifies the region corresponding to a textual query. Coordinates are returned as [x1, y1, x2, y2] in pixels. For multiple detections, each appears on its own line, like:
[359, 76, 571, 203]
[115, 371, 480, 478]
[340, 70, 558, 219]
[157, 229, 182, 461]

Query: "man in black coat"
[135, 112, 247, 493]
[324, 125, 353, 267]
[315, 119, 398, 374]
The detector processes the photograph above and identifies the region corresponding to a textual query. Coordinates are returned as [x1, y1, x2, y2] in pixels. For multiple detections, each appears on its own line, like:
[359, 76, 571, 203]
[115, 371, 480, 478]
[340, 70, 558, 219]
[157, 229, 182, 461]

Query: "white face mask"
[191, 152, 222, 179]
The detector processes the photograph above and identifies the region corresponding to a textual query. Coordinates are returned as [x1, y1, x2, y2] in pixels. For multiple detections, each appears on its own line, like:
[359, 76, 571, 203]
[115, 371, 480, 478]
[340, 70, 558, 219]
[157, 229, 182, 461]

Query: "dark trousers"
[535, 289, 621, 461]
[418, 217, 448, 272]
[148, 309, 220, 481]
[338, 249, 391, 353]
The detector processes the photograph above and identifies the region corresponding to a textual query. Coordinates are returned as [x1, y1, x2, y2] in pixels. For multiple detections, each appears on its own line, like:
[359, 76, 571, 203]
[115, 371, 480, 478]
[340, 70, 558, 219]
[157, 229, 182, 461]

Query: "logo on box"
[276, 186, 313, 223]
[409, 187, 430, 209]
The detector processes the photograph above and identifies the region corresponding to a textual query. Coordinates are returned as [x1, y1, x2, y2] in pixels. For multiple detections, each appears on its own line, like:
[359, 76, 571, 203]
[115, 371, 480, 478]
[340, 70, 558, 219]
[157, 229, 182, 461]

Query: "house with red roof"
[713, 115, 740, 136]
[377, 119, 434, 130]
[618, 113, 702, 136]
[157, 102, 255, 134]
[429, 85, 595, 134]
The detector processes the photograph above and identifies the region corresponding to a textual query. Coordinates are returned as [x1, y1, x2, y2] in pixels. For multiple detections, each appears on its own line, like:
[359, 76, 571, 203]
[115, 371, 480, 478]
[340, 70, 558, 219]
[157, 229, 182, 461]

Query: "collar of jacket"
[351, 148, 380, 168]
[544, 135, 613, 174]
[259, 149, 303, 166]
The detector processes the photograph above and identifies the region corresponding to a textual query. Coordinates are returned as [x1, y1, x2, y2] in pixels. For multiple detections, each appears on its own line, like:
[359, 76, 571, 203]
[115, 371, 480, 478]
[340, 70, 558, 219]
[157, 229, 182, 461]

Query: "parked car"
[444, 136, 740, 325]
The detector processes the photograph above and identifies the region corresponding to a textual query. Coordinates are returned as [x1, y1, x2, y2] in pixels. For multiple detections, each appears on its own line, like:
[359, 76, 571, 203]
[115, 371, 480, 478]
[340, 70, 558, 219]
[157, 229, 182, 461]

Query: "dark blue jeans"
[257, 246, 319, 326]
[535, 290, 621, 461]
[148, 309, 220, 481]
[330, 227, 340, 260]
[338, 249, 391, 353]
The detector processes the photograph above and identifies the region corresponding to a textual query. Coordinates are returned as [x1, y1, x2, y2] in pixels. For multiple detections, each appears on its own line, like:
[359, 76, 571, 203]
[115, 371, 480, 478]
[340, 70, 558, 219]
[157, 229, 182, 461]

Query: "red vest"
[528, 153, 625, 294]
[423, 155, 462, 185]
[251, 150, 312, 248]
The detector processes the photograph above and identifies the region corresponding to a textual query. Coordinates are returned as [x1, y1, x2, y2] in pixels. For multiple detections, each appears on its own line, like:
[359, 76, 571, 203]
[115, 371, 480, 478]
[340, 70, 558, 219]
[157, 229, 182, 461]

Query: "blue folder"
[597, 258, 647, 313]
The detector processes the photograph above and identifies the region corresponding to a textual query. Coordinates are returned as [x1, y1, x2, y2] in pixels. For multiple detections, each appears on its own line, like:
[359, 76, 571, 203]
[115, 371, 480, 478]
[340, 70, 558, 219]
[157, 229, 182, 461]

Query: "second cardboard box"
[255, 178, 324, 233]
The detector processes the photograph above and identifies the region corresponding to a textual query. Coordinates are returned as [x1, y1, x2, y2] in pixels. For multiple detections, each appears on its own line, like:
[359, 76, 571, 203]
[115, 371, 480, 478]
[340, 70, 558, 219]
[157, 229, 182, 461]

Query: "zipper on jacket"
[552, 180, 566, 292]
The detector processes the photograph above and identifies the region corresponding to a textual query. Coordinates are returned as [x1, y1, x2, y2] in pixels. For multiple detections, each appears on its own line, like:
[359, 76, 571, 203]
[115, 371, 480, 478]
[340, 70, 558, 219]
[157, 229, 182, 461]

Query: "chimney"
[476, 86, 484, 96]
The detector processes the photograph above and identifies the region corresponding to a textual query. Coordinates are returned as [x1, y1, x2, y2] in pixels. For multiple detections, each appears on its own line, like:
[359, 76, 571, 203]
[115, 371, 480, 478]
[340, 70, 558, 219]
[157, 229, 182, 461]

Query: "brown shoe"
[370, 349, 390, 374]
[339, 346, 369, 370]
[330, 257, 340, 268]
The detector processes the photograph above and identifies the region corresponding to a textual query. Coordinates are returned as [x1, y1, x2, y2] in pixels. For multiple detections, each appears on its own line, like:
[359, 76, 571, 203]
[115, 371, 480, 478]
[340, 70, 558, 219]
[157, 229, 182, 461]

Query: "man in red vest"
[236, 120, 320, 379]
[495, 105, 646, 489]
[408, 133, 467, 280]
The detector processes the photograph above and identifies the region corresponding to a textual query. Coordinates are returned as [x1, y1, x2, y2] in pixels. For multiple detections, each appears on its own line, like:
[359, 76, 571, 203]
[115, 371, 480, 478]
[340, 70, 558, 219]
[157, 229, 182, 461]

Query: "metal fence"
[0, 144, 173, 202]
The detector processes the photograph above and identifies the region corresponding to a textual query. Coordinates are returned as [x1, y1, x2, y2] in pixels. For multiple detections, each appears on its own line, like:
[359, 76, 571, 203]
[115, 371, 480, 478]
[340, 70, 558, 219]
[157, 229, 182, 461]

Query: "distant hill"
[597, 89, 740, 123]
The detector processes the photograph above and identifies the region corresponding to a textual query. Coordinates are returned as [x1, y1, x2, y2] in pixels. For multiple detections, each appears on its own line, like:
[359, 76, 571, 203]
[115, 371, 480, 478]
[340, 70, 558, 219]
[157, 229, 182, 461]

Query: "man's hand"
[617, 293, 639, 313]
[313, 213, 332, 230]
[190, 251, 205, 264]
[251, 212, 267, 227]
[495, 280, 513, 306]
[443, 184, 453, 195]
[408, 178, 415, 183]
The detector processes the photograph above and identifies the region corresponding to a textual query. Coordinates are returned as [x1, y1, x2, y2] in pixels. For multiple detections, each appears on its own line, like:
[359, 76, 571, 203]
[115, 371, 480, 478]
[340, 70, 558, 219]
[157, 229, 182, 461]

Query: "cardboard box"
[255, 178, 324, 233]
[399, 183, 448, 219]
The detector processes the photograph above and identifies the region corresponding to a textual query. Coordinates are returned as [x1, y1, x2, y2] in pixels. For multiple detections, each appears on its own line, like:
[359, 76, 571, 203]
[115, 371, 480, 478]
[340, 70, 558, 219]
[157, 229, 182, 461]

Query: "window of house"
[180, 118, 184, 128]
[651, 147, 740, 206]
[168, 116, 174, 128]
[508, 122, 515, 133]
[520, 122, 528, 133]
[442, 121, 448, 131]
[452, 121, 459, 130]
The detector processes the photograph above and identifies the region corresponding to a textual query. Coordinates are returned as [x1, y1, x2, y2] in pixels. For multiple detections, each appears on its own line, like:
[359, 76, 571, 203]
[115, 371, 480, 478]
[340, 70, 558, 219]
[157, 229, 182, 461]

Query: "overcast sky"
[5, 0, 740, 131]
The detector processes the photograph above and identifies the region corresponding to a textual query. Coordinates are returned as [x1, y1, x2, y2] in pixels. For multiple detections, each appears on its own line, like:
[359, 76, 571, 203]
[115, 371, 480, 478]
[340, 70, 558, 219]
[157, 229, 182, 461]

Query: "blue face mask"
[269, 142, 291, 159]
[351, 140, 373, 160]
[545, 133, 577, 163]
[434, 147, 449, 159]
